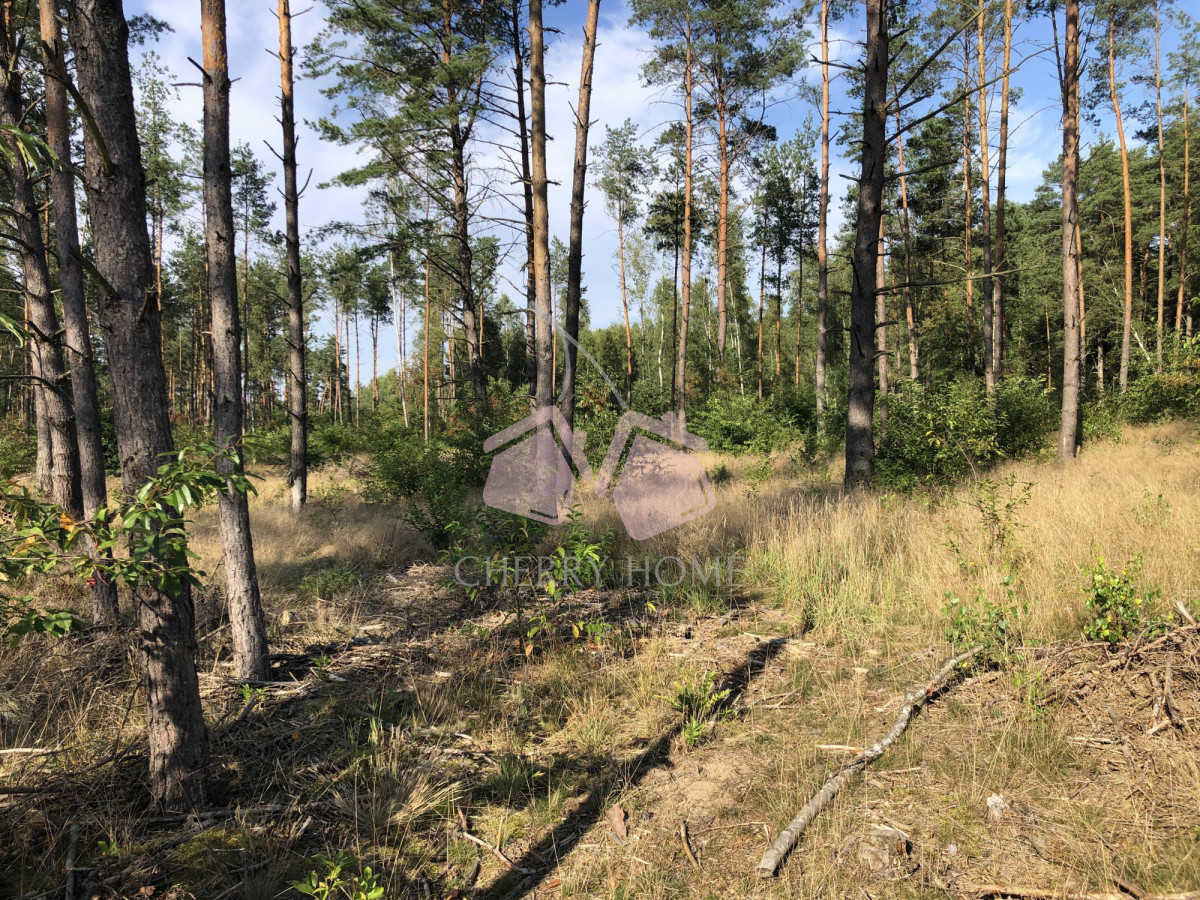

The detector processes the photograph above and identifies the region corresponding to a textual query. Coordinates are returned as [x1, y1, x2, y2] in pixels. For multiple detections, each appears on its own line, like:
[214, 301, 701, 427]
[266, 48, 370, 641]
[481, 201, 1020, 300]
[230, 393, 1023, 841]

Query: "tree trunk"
[992, 0, 1012, 378]
[962, 37, 976, 374]
[677, 14, 694, 430]
[2, 2, 81, 517]
[529, 0, 553, 410]
[561, 0, 600, 429]
[39, 0, 117, 623]
[893, 94, 918, 381]
[1153, 1, 1165, 368]
[794, 240, 804, 388]
[775, 249, 783, 380]
[1109, 16, 1134, 393]
[278, 0, 306, 513]
[1178, 78, 1192, 338]
[876, 217, 888, 439]
[757, 241, 765, 400]
[390, 250, 409, 427]
[201, 0, 269, 684]
[618, 212, 633, 404]
[815, 0, 830, 433]
[976, 0, 995, 392]
[716, 104, 729, 366]
[511, 0, 536, 399]
[845, 0, 887, 488]
[68, 0, 208, 811]
[353, 305, 361, 426]
[423, 199, 431, 441]
[1059, 0, 1082, 460]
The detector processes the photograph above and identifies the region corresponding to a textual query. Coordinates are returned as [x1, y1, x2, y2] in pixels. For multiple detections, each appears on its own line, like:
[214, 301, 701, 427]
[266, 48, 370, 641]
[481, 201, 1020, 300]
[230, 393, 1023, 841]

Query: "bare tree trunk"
[962, 37, 976, 374]
[1179, 78, 1192, 338]
[677, 14, 695, 430]
[716, 103, 729, 366]
[390, 250, 409, 427]
[1059, 0, 1082, 460]
[277, 0, 306, 513]
[68, 0, 208, 811]
[775, 250, 783, 380]
[39, 0, 117, 623]
[876, 218, 888, 439]
[845, 0, 887, 488]
[353, 305, 361, 427]
[1109, 17, 1134, 393]
[530, 0, 553, 409]
[976, 0, 995, 392]
[561, 0, 600, 429]
[794, 242, 804, 388]
[618, 211, 633, 404]
[815, 0, 830, 433]
[510, 0, 536, 399]
[757, 242, 765, 400]
[1153, 1, 1165, 368]
[201, 0, 269, 683]
[423, 199, 431, 442]
[2, 3, 81, 516]
[893, 95, 918, 381]
[992, 0, 1012, 378]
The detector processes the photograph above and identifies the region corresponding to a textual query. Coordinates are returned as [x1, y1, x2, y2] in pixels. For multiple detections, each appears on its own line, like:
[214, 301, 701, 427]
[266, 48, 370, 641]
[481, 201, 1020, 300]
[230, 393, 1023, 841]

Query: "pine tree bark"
[201, 0, 269, 684]
[529, 0, 554, 409]
[561, 0, 600, 430]
[893, 92, 918, 381]
[68, 0, 208, 811]
[876, 218, 888, 439]
[844, 0, 887, 488]
[1153, 1, 1165, 368]
[976, 0, 995, 392]
[962, 37, 976, 374]
[716, 97, 730, 367]
[1, 1, 81, 517]
[1059, 0, 1083, 460]
[1178, 79, 1191, 337]
[815, 0, 830, 432]
[992, 0, 1012, 378]
[677, 14, 695, 430]
[278, 0, 306, 513]
[511, 0, 536, 400]
[39, 0, 118, 624]
[1108, 15, 1134, 393]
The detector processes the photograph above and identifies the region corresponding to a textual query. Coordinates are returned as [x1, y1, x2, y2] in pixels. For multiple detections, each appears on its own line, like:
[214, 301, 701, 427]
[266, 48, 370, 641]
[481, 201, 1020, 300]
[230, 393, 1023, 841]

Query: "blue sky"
[126, 0, 1176, 381]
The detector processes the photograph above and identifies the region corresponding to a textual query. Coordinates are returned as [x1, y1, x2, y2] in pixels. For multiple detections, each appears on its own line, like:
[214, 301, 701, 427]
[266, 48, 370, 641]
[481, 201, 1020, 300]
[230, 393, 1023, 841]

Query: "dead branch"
[755, 645, 984, 877]
[459, 829, 536, 876]
[956, 884, 1200, 900]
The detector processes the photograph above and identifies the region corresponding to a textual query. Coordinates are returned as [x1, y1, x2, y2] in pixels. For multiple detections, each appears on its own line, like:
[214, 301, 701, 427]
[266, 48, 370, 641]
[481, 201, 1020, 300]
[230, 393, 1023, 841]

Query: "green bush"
[876, 376, 1053, 489]
[689, 393, 805, 455]
[1082, 553, 1160, 645]
[0, 420, 32, 477]
[1119, 335, 1200, 423]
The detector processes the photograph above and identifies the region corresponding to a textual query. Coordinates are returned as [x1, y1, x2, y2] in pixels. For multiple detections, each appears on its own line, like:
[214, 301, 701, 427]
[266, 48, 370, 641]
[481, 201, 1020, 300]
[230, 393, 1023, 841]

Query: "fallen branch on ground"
[956, 883, 1200, 900]
[459, 829, 537, 876]
[756, 645, 984, 877]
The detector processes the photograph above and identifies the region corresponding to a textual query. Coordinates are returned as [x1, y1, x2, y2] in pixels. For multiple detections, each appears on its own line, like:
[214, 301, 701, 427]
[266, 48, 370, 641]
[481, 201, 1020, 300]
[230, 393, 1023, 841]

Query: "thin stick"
[680, 822, 700, 870]
[756, 645, 984, 877]
[459, 830, 537, 876]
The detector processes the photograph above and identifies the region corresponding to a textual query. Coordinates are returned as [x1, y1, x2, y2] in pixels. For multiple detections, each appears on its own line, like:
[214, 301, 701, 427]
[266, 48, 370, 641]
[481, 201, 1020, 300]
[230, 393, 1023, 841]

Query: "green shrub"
[1119, 335, 1200, 423]
[876, 376, 1053, 489]
[1082, 553, 1160, 645]
[0, 420, 32, 477]
[689, 393, 804, 455]
[1081, 398, 1124, 443]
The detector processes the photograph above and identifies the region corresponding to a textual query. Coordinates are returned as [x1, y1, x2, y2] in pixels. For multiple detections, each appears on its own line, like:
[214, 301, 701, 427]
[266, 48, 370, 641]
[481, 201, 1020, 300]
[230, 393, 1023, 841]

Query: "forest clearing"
[0, 0, 1199, 897]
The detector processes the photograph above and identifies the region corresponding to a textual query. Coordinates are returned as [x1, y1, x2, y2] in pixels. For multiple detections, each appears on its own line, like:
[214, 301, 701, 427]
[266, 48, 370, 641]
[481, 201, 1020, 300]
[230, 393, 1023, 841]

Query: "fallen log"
[756, 644, 984, 877]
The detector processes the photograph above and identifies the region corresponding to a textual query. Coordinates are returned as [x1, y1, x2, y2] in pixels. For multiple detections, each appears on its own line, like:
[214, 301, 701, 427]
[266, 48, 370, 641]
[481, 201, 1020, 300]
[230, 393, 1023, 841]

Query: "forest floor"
[1, 423, 1199, 900]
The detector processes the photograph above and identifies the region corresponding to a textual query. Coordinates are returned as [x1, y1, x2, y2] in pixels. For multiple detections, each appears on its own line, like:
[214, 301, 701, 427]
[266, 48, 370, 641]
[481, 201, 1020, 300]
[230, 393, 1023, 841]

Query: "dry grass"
[1, 425, 1197, 899]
